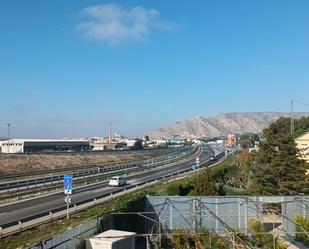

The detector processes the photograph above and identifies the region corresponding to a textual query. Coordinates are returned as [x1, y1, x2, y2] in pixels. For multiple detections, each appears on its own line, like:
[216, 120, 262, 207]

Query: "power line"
[294, 99, 309, 107]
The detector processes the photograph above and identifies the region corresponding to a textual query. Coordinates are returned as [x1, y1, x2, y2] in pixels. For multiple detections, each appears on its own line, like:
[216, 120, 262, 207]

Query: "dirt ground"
[0, 151, 162, 175]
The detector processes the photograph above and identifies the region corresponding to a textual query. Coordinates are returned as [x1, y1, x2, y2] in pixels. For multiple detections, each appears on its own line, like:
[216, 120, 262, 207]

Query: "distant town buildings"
[166, 135, 187, 146]
[0, 129, 240, 154]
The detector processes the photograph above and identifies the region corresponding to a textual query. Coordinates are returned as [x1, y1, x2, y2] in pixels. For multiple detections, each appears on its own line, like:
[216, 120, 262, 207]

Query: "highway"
[0, 146, 193, 192]
[0, 145, 219, 228]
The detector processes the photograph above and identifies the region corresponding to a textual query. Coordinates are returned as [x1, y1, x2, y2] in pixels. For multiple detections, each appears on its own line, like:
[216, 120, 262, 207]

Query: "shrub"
[172, 228, 194, 249]
[295, 215, 309, 246]
[248, 218, 287, 249]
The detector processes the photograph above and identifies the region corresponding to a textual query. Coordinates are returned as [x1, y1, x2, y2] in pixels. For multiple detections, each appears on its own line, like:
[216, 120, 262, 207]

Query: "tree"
[237, 150, 252, 178]
[238, 133, 260, 149]
[189, 168, 217, 196]
[294, 116, 309, 138]
[249, 118, 308, 195]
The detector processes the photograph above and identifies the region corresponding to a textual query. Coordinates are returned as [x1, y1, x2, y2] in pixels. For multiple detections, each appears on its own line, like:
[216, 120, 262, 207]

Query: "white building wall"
[126, 139, 137, 147]
[92, 145, 105, 151]
[1, 140, 24, 153]
[155, 139, 167, 145]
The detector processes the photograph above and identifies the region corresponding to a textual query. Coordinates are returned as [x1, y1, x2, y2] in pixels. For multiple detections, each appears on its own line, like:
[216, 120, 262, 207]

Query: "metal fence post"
[18, 221, 22, 231]
[209, 232, 212, 248]
[192, 198, 197, 232]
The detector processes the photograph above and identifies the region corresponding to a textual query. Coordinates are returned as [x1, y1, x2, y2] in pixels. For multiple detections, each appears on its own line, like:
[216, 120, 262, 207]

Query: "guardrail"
[0, 147, 182, 181]
[0, 147, 193, 193]
[0, 148, 226, 238]
[0, 147, 197, 202]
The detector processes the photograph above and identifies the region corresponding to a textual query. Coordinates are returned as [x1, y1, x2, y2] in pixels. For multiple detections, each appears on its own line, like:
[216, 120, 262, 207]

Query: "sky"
[1, 0, 309, 138]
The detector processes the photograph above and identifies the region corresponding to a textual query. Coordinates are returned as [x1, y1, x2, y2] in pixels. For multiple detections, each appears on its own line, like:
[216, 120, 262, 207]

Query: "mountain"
[146, 112, 309, 139]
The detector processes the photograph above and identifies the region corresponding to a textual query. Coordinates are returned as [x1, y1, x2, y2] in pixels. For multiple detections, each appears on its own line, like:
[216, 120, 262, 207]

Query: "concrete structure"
[295, 131, 309, 163]
[0, 139, 90, 153]
[86, 229, 136, 249]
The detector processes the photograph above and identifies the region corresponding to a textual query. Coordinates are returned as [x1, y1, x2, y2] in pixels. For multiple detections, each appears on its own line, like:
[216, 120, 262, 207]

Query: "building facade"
[0, 139, 90, 153]
[226, 134, 237, 147]
[295, 132, 309, 163]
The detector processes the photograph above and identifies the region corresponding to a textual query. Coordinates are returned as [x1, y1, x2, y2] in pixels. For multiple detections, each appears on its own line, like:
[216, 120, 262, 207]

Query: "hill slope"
[146, 112, 309, 138]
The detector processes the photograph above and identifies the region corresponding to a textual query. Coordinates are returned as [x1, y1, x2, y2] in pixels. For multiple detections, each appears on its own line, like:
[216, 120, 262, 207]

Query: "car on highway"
[108, 176, 126, 187]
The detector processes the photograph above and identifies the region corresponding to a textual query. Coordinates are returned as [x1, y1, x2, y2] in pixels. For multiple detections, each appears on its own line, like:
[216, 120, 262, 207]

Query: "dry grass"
[0, 151, 162, 175]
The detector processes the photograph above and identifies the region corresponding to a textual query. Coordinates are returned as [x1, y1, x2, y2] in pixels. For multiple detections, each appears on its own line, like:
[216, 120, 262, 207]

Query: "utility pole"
[6, 123, 11, 139]
[290, 99, 294, 135]
[108, 123, 112, 143]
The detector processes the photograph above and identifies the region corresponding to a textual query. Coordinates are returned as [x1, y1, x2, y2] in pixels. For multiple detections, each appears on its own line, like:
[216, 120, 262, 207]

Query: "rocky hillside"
[146, 112, 309, 138]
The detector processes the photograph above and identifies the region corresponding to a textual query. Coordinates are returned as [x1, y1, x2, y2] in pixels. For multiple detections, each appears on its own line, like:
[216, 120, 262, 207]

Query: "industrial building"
[91, 141, 125, 151]
[166, 135, 187, 145]
[295, 131, 309, 163]
[0, 139, 90, 153]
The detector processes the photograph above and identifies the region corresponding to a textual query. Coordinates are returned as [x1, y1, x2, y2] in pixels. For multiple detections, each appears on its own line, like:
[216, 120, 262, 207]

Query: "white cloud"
[76, 4, 177, 45]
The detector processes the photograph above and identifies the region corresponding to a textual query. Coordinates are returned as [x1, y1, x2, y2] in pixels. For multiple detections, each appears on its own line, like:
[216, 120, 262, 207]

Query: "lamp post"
[6, 123, 11, 139]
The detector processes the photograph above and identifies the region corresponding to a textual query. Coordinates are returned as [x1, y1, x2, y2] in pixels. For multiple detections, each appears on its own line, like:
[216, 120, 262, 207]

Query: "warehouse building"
[0, 139, 90, 153]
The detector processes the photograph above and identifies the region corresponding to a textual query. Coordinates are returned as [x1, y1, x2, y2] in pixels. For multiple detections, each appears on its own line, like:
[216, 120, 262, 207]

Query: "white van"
[108, 176, 126, 187]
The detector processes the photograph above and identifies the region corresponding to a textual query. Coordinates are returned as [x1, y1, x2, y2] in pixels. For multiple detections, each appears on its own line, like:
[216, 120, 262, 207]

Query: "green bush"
[194, 228, 230, 249]
[248, 218, 287, 249]
[166, 183, 180, 195]
[295, 215, 309, 246]
[166, 181, 192, 196]
[172, 228, 194, 249]
[172, 228, 230, 249]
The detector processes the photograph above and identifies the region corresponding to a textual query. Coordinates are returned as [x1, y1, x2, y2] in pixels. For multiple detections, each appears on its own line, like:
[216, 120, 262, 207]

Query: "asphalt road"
[0, 145, 215, 227]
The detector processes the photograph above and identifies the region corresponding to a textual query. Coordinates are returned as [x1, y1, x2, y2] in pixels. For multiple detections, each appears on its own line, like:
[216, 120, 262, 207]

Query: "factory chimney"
[108, 123, 112, 143]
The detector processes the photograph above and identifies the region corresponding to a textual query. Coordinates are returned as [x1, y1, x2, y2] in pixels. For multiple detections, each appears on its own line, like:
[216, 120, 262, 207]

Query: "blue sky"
[1, 0, 309, 138]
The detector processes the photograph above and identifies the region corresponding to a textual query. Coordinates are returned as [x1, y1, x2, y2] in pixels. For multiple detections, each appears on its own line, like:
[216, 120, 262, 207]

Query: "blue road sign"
[64, 175, 73, 194]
